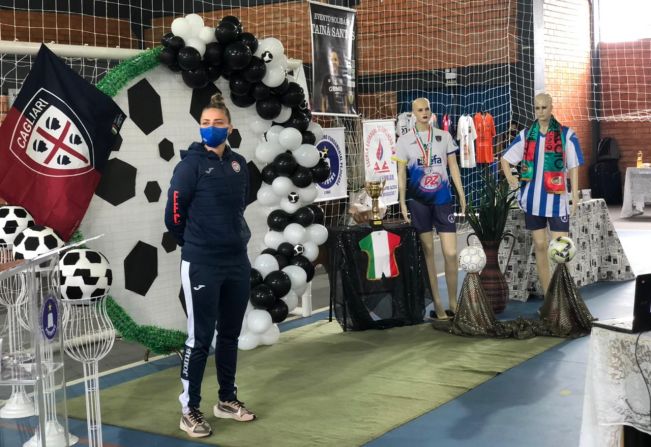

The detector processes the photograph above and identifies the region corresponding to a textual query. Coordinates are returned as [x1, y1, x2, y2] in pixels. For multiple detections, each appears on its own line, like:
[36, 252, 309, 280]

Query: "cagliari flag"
[358, 230, 401, 280]
[0, 44, 125, 241]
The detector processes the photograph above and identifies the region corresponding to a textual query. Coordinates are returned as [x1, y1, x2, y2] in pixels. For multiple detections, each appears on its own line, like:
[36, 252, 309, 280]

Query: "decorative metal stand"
[61, 295, 115, 447]
[0, 245, 35, 419]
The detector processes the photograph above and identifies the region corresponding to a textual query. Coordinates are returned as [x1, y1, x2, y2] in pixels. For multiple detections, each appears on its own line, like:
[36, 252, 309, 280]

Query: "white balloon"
[265, 125, 285, 143]
[281, 290, 299, 312]
[264, 230, 286, 250]
[251, 117, 272, 134]
[302, 241, 319, 262]
[275, 106, 292, 124]
[269, 53, 288, 71]
[255, 141, 283, 164]
[307, 224, 329, 246]
[253, 253, 279, 278]
[282, 265, 307, 291]
[260, 206, 276, 217]
[259, 324, 281, 345]
[262, 65, 286, 88]
[257, 184, 281, 206]
[247, 309, 273, 334]
[258, 37, 285, 58]
[308, 122, 324, 141]
[298, 184, 318, 205]
[293, 282, 308, 298]
[272, 176, 294, 197]
[294, 144, 320, 168]
[197, 26, 216, 44]
[171, 17, 192, 39]
[238, 331, 260, 350]
[283, 223, 307, 245]
[278, 127, 302, 150]
[185, 13, 205, 33]
[280, 196, 301, 214]
[185, 38, 206, 57]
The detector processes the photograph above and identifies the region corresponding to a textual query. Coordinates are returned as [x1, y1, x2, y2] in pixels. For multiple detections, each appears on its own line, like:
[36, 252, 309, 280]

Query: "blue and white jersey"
[394, 127, 458, 206]
[503, 127, 584, 217]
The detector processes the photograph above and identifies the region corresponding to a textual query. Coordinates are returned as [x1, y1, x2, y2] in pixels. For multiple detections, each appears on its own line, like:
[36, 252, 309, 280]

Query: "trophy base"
[370, 219, 384, 229]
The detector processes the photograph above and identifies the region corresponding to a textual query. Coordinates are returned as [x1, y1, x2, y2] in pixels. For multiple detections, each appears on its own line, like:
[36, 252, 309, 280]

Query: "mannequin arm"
[501, 157, 519, 190]
[569, 166, 579, 215]
[448, 153, 466, 214]
[397, 161, 410, 223]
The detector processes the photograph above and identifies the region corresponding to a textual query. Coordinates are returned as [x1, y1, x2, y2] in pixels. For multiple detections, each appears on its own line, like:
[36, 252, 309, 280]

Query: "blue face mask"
[200, 126, 229, 147]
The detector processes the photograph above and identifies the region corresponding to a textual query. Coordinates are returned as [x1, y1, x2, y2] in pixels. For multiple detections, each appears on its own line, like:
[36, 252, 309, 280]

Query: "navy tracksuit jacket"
[164, 142, 251, 408]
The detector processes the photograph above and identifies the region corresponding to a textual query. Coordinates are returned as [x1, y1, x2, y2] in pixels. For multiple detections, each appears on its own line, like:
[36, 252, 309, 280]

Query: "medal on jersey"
[413, 126, 434, 167]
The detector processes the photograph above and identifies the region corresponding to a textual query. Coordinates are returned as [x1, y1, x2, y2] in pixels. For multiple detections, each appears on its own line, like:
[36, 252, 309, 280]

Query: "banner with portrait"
[363, 120, 399, 205]
[309, 1, 357, 117]
[315, 127, 347, 202]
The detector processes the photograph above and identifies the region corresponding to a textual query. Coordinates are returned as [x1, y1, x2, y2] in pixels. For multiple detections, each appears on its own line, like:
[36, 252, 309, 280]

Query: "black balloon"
[273, 152, 298, 176]
[161, 32, 175, 47]
[182, 66, 209, 89]
[205, 64, 221, 82]
[243, 57, 267, 83]
[275, 253, 289, 270]
[286, 109, 311, 131]
[308, 204, 325, 225]
[215, 21, 240, 44]
[230, 92, 256, 108]
[204, 42, 223, 65]
[229, 75, 251, 95]
[311, 159, 331, 183]
[264, 270, 292, 298]
[238, 32, 259, 53]
[261, 248, 277, 256]
[267, 209, 291, 232]
[220, 15, 243, 32]
[159, 47, 177, 67]
[292, 206, 315, 227]
[250, 284, 276, 309]
[168, 63, 181, 72]
[168, 35, 185, 51]
[256, 97, 282, 120]
[281, 82, 305, 107]
[177, 47, 202, 71]
[251, 83, 271, 101]
[250, 268, 263, 288]
[290, 255, 315, 282]
[272, 79, 290, 95]
[301, 131, 316, 145]
[277, 242, 295, 258]
[268, 300, 289, 323]
[220, 65, 236, 80]
[224, 42, 252, 70]
[261, 164, 278, 184]
[291, 166, 313, 188]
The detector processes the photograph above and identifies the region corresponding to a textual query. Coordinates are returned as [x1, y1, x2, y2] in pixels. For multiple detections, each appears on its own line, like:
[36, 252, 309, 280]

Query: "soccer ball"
[548, 236, 576, 263]
[287, 191, 300, 204]
[459, 245, 487, 273]
[12, 225, 63, 260]
[293, 244, 304, 256]
[0, 206, 35, 246]
[59, 249, 113, 300]
[261, 51, 273, 63]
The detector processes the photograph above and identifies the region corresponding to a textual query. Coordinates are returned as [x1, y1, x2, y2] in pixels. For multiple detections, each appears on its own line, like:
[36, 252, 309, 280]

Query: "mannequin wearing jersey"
[500, 93, 583, 294]
[395, 98, 466, 320]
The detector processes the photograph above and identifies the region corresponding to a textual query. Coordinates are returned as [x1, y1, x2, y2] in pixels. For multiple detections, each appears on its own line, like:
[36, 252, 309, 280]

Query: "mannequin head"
[411, 98, 432, 131]
[534, 93, 553, 125]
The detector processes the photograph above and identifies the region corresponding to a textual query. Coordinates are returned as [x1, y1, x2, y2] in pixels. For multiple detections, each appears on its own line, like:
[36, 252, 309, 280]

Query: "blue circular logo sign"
[41, 295, 58, 341]
[317, 139, 339, 189]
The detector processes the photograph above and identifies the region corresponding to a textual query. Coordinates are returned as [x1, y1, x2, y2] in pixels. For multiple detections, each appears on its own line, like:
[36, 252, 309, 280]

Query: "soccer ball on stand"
[459, 245, 487, 273]
[0, 206, 35, 246]
[59, 249, 113, 300]
[548, 236, 577, 263]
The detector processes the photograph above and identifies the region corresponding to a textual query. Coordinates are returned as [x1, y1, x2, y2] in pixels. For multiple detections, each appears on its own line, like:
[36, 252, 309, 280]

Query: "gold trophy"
[364, 177, 386, 228]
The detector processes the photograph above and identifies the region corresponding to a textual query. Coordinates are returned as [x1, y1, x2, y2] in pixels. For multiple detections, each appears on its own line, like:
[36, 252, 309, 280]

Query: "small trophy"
[364, 177, 386, 228]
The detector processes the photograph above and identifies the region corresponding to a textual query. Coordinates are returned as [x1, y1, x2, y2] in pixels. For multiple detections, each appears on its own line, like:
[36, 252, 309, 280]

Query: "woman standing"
[165, 94, 256, 438]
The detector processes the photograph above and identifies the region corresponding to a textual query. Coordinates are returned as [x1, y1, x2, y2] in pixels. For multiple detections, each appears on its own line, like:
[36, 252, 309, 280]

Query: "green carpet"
[66, 321, 563, 447]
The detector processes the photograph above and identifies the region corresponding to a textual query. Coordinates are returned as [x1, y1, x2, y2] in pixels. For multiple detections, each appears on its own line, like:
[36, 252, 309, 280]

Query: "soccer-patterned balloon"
[0, 206, 35, 246]
[548, 236, 576, 263]
[459, 245, 487, 273]
[12, 225, 63, 260]
[59, 249, 113, 300]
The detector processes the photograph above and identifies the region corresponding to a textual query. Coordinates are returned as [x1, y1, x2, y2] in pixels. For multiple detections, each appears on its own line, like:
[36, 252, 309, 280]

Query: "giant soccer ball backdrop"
[12, 225, 63, 260]
[548, 236, 577, 264]
[459, 245, 487, 273]
[59, 249, 113, 300]
[0, 206, 35, 246]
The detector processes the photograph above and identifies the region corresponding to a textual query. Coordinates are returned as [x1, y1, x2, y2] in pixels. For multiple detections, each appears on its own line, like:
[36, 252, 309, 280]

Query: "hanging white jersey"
[456, 114, 477, 168]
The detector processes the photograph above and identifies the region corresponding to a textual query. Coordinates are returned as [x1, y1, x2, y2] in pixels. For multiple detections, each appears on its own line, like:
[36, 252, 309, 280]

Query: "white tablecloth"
[621, 167, 651, 218]
[579, 327, 651, 447]
[497, 199, 635, 302]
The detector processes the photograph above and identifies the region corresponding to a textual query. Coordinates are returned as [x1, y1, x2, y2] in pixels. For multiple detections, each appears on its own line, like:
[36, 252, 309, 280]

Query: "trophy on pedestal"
[364, 177, 386, 228]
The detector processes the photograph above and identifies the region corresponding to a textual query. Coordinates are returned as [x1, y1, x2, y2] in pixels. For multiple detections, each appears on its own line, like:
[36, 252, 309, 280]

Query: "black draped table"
[327, 223, 433, 331]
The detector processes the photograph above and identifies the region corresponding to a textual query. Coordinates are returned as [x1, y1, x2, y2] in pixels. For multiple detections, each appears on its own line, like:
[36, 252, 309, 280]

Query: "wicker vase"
[467, 232, 514, 314]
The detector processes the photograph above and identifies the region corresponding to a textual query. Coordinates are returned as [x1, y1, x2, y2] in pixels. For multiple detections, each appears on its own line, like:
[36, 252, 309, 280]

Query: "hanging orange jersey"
[474, 112, 496, 164]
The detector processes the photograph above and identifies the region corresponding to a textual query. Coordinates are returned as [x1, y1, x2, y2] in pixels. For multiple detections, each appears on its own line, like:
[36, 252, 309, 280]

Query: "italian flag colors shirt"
[358, 230, 401, 280]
